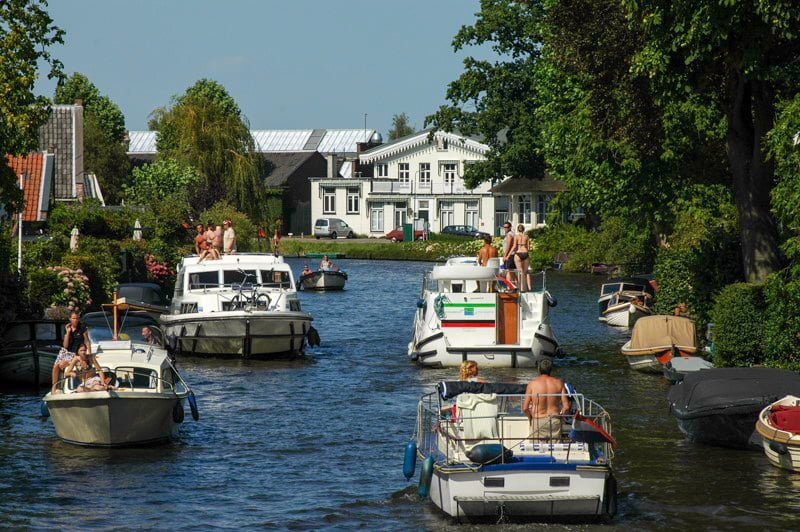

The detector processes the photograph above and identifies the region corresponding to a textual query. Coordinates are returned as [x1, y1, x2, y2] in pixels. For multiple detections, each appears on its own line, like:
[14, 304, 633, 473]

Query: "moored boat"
[160, 254, 319, 358]
[409, 381, 617, 522]
[621, 315, 698, 373]
[663, 356, 713, 383]
[0, 320, 66, 388]
[755, 395, 800, 472]
[115, 282, 170, 318]
[42, 309, 198, 447]
[298, 270, 348, 291]
[597, 276, 654, 323]
[407, 257, 559, 368]
[601, 292, 652, 328]
[668, 368, 800, 449]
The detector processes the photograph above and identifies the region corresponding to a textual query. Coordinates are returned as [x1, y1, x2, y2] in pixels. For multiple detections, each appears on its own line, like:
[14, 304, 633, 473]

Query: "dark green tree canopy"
[388, 113, 415, 140]
[0, 0, 63, 213]
[55, 72, 126, 142]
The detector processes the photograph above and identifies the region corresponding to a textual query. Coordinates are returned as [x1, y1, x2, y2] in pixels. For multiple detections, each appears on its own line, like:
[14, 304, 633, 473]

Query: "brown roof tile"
[6, 153, 44, 222]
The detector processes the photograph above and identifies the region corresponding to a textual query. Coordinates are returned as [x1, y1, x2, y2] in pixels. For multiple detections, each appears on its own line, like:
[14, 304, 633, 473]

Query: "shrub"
[26, 267, 63, 317]
[762, 274, 800, 370]
[25, 266, 91, 317]
[48, 200, 133, 240]
[528, 223, 595, 272]
[710, 283, 766, 367]
[124, 158, 201, 205]
[62, 236, 121, 308]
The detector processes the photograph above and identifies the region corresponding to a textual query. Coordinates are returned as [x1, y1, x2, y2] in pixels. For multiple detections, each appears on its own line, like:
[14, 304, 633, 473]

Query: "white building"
[309, 130, 499, 237]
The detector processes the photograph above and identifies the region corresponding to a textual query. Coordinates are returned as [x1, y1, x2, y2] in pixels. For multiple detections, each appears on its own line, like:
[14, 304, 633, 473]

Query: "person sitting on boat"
[459, 360, 486, 383]
[195, 224, 217, 263]
[141, 326, 157, 345]
[319, 255, 334, 271]
[51, 311, 91, 391]
[64, 344, 107, 392]
[301, 264, 311, 276]
[523, 359, 569, 441]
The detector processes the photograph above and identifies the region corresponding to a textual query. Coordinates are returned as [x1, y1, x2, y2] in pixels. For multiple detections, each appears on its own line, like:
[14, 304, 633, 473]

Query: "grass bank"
[280, 236, 495, 261]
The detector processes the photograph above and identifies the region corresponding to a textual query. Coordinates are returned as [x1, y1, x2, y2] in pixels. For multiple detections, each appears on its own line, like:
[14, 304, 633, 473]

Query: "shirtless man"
[477, 235, 498, 266]
[522, 358, 569, 441]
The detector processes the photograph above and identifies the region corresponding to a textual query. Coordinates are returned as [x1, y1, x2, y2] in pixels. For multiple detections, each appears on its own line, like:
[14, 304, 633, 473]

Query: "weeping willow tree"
[155, 80, 268, 222]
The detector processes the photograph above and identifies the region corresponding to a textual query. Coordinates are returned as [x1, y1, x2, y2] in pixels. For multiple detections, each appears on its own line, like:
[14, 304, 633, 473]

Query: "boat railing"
[417, 391, 613, 467]
[421, 269, 548, 294]
[53, 368, 185, 395]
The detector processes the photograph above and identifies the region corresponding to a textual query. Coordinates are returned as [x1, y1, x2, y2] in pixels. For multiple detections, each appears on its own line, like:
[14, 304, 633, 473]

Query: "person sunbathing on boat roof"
[64, 344, 107, 393]
[523, 359, 569, 441]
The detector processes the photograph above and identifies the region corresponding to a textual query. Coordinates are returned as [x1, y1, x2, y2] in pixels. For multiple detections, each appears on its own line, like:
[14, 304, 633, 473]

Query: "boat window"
[3, 323, 32, 342]
[175, 272, 184, 297]
[223, 269, 257, 287]
[87, 324, 162, 345]
[34, 323, 59, 340]
[622, 283, 645, 292]
[188, 271, 220, 290]
[260, 270, 291, 289]
[114, 367, 158, 389]
[601, 283, 622, 295]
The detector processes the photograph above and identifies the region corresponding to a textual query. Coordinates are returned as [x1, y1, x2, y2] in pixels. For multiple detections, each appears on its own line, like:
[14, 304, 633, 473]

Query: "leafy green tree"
[0, 0, 63, 214]
[388, 113, 415, 140]
[124, 158, 201, 205]
[55, 72, 126, 141]
[155, 80, 268, 221]
[626, 0, 800, 282]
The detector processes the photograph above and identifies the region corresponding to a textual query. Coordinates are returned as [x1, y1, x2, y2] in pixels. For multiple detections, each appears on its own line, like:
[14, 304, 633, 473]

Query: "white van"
[313, 218, 354, 239]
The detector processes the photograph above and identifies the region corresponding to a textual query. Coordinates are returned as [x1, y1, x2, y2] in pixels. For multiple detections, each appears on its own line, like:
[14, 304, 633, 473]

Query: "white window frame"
[518, 195, 532, 224]
[346, 187, 359, 214]
[443, 163, 457, 186]
[398, 162, 410, 183]
[370, 203, 384, 232]
[419, 163, 431, 185]
[376, 163, 388, 178]
[440, 200, 455, 227]
[465, 200, 479, 228]
[537, 194, 553, 226]
[323, 188, 336, 214]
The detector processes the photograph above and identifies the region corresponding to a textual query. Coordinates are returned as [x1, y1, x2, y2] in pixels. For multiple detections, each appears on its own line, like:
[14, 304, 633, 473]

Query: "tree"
[0, 0, 64, 214]
[54, 73, 129, 203]
[154, 80, 268, 221]
[124, 158, 201, 204]
[626, 1, 800, 282]
[388, 113, 415, 140]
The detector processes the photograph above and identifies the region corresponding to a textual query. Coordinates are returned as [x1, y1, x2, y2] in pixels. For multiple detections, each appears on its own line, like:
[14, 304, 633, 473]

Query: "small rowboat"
[621, 315, 698, 372]
[756, 395, 800, 472]
[299, 270, 348, 291]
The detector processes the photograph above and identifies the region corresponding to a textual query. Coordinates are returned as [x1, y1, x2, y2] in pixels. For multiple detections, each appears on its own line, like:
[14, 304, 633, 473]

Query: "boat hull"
[755, 396, 800, 472]
[300, 271, 347, 291]
[410, 329, 556, 368]
[672, 411, 762, 449]
[45, 392, 184, 447]
[602, 304, 650, 328]
[429, 466, 613, 521]
[0, 349, 57, 386]
[161, 311, 313, 358]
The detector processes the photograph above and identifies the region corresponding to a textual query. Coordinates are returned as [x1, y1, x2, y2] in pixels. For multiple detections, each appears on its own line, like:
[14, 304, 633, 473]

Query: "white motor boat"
[756, 395, 800, 472]
[42, 309, 198, 447]
[298, 270, 348, 291]
[601, 291, 652, 327]
[408, 257, 558, 368]
[408, 382, 617, 522]
[160, 254, 318, 358]
[597, 277, 654, 325]
[0, 320, 66, 387]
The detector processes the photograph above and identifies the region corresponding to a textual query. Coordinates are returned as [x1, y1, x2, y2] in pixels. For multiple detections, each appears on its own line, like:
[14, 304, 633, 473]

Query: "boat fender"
[188, 391, 200, 421]
[416, 298, 425, 309]
[604, 475, 618, 517]
[403, 440, 417, 480]
[172, 402, 185, 423]
[307, 326, 321, 347]
[465, 443, 513, 465]
[418, 455, 434, 498]
[545, 291, 557, 307]
[40, 400, 49, 418]
[769, 440, 789, 455]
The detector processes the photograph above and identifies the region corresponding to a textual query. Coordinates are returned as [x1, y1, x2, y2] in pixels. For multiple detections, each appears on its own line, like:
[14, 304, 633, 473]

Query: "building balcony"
[368, 179, 479, 195]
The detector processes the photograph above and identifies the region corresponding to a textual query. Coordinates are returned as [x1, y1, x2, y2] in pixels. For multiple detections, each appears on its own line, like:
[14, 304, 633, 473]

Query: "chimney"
[326, 154, 337, 178]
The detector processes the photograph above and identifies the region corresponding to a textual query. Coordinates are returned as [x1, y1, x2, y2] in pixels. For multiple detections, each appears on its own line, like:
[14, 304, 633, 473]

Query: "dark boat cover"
[668, 368, 800, 419]
[437, 381, 527, 400]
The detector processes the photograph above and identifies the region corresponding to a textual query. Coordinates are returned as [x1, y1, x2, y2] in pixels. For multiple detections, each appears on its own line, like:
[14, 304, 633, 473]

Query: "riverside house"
[309, 130, 499, 238]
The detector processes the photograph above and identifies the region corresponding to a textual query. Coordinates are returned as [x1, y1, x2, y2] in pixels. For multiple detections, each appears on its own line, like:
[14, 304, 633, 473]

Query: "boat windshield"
[602, 282, 644, 295]
[188, 271, 220, 290]
[223, 269, 257, 287]
[83, 313, 164, 346]
[260, 269, 291, 289]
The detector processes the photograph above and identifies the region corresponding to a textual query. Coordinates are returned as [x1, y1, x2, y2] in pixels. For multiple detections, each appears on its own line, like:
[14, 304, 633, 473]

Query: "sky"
[35, 0, 489, 137]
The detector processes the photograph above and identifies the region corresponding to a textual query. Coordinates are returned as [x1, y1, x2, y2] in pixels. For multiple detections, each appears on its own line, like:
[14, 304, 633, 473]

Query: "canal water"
[1, 259, 798, 529]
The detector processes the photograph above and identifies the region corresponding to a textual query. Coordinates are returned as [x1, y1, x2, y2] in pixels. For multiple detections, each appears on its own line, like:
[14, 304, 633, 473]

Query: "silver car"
[314, 218, 354, 239]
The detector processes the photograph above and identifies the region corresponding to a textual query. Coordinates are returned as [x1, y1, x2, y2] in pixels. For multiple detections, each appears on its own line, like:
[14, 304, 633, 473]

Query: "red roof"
[6, 153, 44, 222]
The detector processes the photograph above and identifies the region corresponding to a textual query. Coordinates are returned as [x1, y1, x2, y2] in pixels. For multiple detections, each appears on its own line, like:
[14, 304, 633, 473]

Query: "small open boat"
[621, 315, 698, 372]
[298, 270, 348, 291]
[755, 395, 800, 472]
[601, 291, 652, 327]
[407, 381, 617, 522]
[42, 302, 198, 447]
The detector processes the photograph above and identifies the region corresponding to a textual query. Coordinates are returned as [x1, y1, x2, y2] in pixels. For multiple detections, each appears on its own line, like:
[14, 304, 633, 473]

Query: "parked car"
[440, 225, 490, 239]
[314, 218, 355, 239]
[385, 227, 425, 242]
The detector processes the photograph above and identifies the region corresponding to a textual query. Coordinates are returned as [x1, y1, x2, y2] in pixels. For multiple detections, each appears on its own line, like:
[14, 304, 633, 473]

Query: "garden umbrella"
[133, 219, 142, 241]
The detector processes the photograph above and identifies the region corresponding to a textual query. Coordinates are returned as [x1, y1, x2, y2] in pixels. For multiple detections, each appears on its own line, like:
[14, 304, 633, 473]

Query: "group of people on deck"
[457, 358, 569, 441]
[195, 220, 237, 262]
[474, 222, 533, 292]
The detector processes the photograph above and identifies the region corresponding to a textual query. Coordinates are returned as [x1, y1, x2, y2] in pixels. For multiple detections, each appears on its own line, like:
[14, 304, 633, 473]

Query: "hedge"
[710, 283, 766, 367]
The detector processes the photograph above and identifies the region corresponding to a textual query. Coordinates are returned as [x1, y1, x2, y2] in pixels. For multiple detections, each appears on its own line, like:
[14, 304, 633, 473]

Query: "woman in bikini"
[64, 344, 107, 392]
[512, 224, 531, 292]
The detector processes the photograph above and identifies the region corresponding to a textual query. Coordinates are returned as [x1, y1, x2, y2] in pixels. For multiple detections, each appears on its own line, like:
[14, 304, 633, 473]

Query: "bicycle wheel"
[255, 293, 271, 310]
